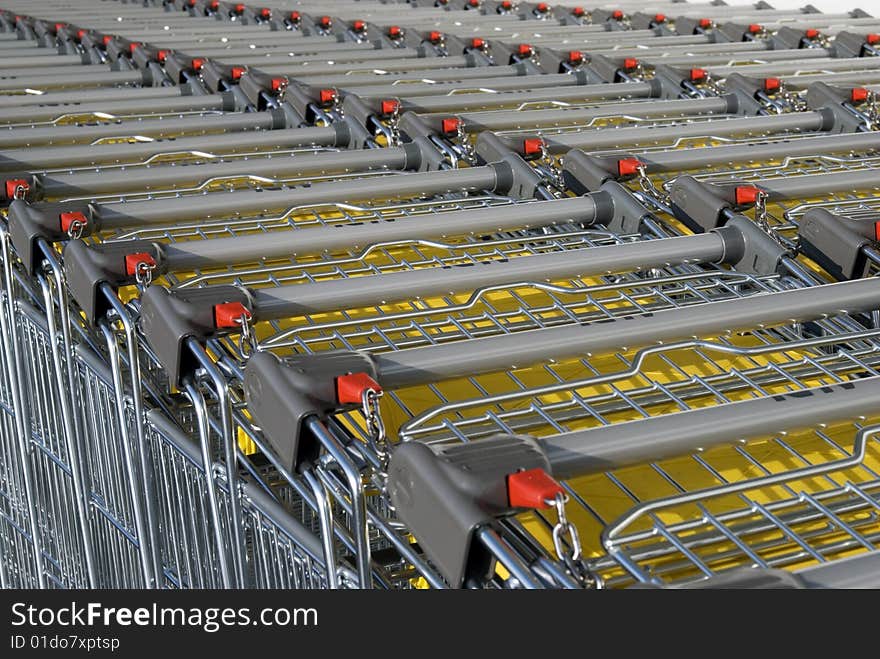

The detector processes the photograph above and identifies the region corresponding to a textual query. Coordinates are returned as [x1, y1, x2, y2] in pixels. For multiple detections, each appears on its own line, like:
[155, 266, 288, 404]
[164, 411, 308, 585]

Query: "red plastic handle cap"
[441, 117, 461, 135]
[76, 29, 87, 40]
[748, 24, 763, 34]
[617, 158, 642, 177]
[157, 49, 169, 62]
[568, 50, 584, 64]
[54, 23, 66, 32]
[429, 30, 443, 43]
[260, 8, 271, 18]
[508, 469, 564, 509]
[867, 33, 880, 45]
[191, 58, 205, 71]
[623, 57, 639, 71]
[690, 68, 707, 82]
[319, 88, 337, 105]
[336, 372, 382, 404]
[230, 66, 246, 80]
[5, 179, 28, 199]
[210, 1, 219, 9]
[471, 37, 486, 49]
[353, 20, 365, 31]
[60, 211, 88, 234]
[611, 9, 623, 20]
[129, 42, 140, 54]
[124, 253, 156, 277]
[388, 25, 402, 38]
[735, 186, 760, 206]
[270, 77, 287, 92]
[319, 16, 332, 28]
[852, 87, 870, 103]
[875, 221, 880, 241]
[468, 0, 479, 7]
[698, 18, 712, 29]
[380, 99, 400, 116]
[536, 3, 549, 12]
[102, 35, 113, 45]
[804, 28, 820, 39]
[523, 138, 544, 156]
[518, 43, 534, 57]
[214, 302, 251, 329]
[571, 7, 585, 17]
[289, 11, 301, 22]
[501, 0, 512, 8]
[234, 3, 245, 13]
[763, 77, 781, 92]
[654, 13, 666, 23]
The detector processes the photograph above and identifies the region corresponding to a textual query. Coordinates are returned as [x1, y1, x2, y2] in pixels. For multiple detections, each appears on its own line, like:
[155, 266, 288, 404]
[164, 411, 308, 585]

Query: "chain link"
[66, 218, 85, 240]
[361, 387, 388, 470]
[236, 312, 257, 357]
[754, 190, 769, 233]
[134, 259, 156, 286]
[455, 121, 478, 166]
[636, 164, 669, 206]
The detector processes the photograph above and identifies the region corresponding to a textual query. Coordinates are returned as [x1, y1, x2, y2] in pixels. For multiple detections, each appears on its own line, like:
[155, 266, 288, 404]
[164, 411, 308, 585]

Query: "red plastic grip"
[568, 50, 584, 64]
[429, 31, 443, 43]
[5, 179, 28, 199]
[690, 68, 707, 82]
[214, 302, 251, 329]
[536, 3, 549, 12]
[319, 16, 332, 28]
[507, 469, 564, 509]
[260, 8, 271, 18]
[875, 222, 880, 241]
[289, 11, 301, 22]
[748, 24, 763, 34]
[735, 186, 760, 206]
[471, 37, 485, 49]
[867, 34, 880, 45]
[517, 43, 533, 57]
[124, 253, 156, 277]
[234, 3, 245, 13]
[441, 117, 461, 135]
[59, 211, 88, 234]
[388, 25, 402, 38]
[654, 13, 666, 23]
[230, 66, 246, 80]
[804, 28, 820, 39]
[763, 77, 781, 92]
[571, 7, 584, 17]
[270, 77, 287, 92]
[353, 20, 365, 31]
[611, 9, 623, 20]
[319, 89, 337, 106]
[623, 57, 639, 71]
[852, 87, 869, 103]
[698, 18, 712, 29]
[617, 158, 642, 177]
[523, 138, 544, 156]
[191, 58, 205, 71]
[380, 99, 400, 116]
[336, 372, 382, 404]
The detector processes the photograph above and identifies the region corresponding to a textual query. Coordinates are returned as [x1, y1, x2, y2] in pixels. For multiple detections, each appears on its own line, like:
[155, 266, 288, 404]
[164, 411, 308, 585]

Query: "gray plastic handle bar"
[543, 375, 880, 479]
[162, 196, 600, 270]
[545, 112, 829, 152]
[0, 125, 341, 172]
[94, 166, 502, 228]
[249, 232, 727, 319]
[40, 146, 414, 198]
[373, 277, 880, 388]
[0, 110, 276, 148]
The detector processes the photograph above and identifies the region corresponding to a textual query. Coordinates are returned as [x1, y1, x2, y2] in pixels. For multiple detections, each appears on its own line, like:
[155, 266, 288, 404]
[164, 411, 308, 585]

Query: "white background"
[721, 0, 878, 14]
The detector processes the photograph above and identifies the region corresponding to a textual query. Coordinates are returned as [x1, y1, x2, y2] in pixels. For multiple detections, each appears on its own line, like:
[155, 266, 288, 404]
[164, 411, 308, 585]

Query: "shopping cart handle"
[387, 435, 551, 588]
[798, 208, 878, 281]
[7, 199, 93, 276]
[62, 239, 166, 325]
[242, 350, 379, 473]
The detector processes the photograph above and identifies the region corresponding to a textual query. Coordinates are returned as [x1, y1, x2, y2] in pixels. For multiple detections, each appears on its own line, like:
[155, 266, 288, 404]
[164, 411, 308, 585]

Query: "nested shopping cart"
[2, 0, 880, 591]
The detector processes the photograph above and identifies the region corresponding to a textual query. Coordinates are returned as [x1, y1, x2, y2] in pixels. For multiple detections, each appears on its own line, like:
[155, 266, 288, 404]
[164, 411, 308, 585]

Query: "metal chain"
[754, 190, 770, 233]
[636, 164, 669, 206]
[546, 491, 604, 588]
[236, 312, 257, 357]
[66, 218, 85, 240]
[455, 121, 477, 166]
[134, 259, 155, 286]
[362, 387, 387, 464]
[387, 104, 401, 147]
